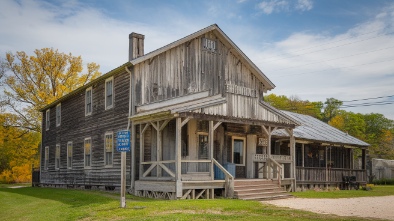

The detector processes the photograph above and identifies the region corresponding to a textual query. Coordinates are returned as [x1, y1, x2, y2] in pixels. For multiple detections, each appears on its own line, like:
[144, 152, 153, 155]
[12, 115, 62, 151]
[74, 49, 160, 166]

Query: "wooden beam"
[213, 121, 222, 131]
[143, 163, 156, 177]
[175, 117, 182, 198]
[159, 119, 170, 131]
[159, 163, 175, 178]
[209, 121, 214, 180]
[181, 117, 190, 127]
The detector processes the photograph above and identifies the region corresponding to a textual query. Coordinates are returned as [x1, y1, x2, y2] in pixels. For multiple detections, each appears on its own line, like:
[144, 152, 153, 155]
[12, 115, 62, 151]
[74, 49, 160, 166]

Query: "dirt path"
[263, 196, 394, 220]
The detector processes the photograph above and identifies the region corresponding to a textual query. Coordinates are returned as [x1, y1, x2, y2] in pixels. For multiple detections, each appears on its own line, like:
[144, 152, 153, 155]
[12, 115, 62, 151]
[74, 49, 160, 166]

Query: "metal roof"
[272, 111, 369, 147]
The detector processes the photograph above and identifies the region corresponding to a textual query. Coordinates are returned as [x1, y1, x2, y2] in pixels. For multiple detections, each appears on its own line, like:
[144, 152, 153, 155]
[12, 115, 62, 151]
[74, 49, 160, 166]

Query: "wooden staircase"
[233, 179, 292, 201]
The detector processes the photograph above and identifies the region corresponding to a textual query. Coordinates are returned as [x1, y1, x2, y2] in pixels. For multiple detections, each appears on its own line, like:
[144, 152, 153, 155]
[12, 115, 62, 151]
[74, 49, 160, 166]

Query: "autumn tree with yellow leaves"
[0, 48, 101, 183]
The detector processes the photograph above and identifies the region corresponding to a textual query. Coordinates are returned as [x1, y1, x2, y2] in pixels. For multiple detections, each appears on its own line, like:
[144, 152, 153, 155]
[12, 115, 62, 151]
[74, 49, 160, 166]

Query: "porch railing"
[212, 158, 234, 198]
[268, 156, 283, 186]
[296, 167, 367, 183]
[140, 160, 176, 180]
[254, 154, 292, 162]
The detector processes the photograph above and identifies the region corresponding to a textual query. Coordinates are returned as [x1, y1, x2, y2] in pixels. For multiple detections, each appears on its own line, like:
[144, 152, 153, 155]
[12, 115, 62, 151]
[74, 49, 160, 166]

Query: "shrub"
[372, 178, 394, 185]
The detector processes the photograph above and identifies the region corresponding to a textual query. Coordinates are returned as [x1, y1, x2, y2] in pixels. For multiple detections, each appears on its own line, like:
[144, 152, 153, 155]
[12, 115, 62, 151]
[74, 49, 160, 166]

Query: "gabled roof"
[130, 24, 275, 91]
[272, 111, 369, 148]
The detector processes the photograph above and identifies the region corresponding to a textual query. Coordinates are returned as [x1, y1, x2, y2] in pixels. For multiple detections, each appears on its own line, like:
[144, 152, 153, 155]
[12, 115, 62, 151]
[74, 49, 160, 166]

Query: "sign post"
[117, 130, 130, 208]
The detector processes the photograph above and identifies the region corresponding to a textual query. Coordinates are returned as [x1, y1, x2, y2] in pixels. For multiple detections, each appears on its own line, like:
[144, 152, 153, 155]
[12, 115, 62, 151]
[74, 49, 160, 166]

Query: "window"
[85, 87, 92, 116]
[232, 137, 245, 166]
[55, 144, 60, 169]
[44, 146, 49, 170]
[67, 142, 73, 169]
[84, 138, 92, 167]
[105, 77, 114, 109]
[45, 109, 50, 130]
[198, 134, 208, 159]
[202, 38, 216, 52]
[56, 103, 61, 126]
[104, 132, 113, 166]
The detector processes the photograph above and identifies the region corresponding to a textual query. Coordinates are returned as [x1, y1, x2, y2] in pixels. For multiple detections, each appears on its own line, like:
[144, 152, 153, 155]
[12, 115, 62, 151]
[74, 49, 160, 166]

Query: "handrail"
[212, 159, 234, 198]
[268, 156, 282, 186]
[141, 160, 176, 164]
[212, 159, 234, 179]
[181, 160, 212, 163]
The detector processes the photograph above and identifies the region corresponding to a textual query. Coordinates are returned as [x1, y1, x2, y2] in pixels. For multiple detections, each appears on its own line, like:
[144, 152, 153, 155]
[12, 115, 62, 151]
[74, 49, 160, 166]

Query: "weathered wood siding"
[40, 71, 131, 187]
[133, 30, 264, 108]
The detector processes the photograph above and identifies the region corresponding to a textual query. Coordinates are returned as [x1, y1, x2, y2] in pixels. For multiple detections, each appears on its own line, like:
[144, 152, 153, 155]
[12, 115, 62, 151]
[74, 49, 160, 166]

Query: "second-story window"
[105, 77, 114, 110]
[56, 103, 61, 127]
[45, 109, 50, 131]
[85, 87, 92, 116]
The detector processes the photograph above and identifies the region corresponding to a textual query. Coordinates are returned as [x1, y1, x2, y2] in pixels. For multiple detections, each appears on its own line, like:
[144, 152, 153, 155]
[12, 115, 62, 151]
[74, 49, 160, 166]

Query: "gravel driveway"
[263, 196, 394, 220]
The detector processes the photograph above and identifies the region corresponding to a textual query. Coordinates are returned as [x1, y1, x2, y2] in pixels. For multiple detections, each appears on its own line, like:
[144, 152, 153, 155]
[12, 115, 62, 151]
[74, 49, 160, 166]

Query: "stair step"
[234, 184, 278, 189]
[235, 190, 287, 197]
[240, 194, 293, 201]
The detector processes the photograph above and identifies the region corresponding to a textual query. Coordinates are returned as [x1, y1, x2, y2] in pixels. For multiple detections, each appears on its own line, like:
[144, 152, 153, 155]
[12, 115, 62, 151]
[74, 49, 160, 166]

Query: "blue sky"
[1, 0, 394, 120]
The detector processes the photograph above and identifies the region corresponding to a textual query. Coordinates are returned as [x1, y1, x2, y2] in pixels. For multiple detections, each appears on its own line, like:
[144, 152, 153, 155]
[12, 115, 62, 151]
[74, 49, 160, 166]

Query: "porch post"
[362, 149, 366, 170]
[325, 146, 328, 188]
[131, 122, 136, 192]
[157, 122, 162, 177]
[262, 126, 272, 179]
[175, 118, 182, 198]
[286, 128, 296, 192]
[209, 121, 214, 180]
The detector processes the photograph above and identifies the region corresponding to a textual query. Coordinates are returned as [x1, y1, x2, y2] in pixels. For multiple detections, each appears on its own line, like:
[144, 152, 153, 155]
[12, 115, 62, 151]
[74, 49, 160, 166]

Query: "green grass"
[291, 185, 394, 198]
[0, 187, 370, 221]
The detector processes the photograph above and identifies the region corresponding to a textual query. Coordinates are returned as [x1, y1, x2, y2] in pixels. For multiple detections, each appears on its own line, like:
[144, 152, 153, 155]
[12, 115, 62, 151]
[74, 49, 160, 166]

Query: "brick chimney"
[129, 33, 145, 61]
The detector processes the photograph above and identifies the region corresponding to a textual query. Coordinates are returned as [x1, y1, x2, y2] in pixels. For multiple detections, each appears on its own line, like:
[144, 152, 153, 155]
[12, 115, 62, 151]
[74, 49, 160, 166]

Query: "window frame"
[45, 109, 50, 131]
[105, 77, 114, 110]
[56, 103, 61, 127]
[197, 132, 209, 160]
[104, 132, 114, 167]
[67, 141, 73, 169]
[44, 146, 49, 170]
[55, 144, 60, 170]
[85, 87, 92, 116]
[232, 136, 246, 166]
[84, 137, 92, 168]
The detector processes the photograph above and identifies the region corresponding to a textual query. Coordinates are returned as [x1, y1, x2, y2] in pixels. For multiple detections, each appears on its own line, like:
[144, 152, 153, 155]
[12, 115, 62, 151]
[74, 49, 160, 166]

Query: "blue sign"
[116, 130, 130, 152]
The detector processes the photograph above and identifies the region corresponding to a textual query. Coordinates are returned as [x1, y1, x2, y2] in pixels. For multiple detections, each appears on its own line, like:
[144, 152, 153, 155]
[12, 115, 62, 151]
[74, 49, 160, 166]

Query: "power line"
[275, 57, 394, 77]
[342, 95, 394, 103]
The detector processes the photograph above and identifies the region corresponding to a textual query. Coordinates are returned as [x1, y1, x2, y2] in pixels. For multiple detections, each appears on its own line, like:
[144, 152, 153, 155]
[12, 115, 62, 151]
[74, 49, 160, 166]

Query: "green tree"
[322, 98, 343, 123]
[2, 48, 101, 132]
[264, 94, 323, 119]
[0, 48, 101, 183]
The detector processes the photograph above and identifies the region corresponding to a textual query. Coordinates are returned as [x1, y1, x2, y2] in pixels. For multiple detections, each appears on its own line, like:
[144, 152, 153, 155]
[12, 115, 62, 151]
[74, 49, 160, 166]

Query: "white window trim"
[44, 146, 49, 170]
[55, 144, 60, 170]
[104, 132, 114, 167]
[232, 136, 246, 166]
[56, 103, 61, 127]
[84, 137, 92, 168]
[45, 109, 50, 131]
[105, 77, 114, 110]
[85, 87, 92, 116]
[67, 141, 73, 169]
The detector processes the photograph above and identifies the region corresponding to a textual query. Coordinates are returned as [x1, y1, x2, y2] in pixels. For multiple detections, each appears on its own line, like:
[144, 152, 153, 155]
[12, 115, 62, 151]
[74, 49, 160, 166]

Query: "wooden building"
[39, 24, 368, 200]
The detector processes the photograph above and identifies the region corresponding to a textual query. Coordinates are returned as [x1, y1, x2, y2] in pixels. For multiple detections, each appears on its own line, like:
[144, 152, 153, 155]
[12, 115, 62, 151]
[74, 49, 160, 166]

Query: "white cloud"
[257, 0, 313, 15]
[257, 0, 288, 15]
[245, 4, 394, 119]
[296, 0, 313, 12]
[0, 0, 202, 73]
